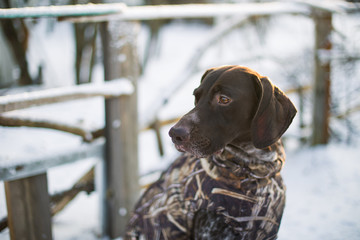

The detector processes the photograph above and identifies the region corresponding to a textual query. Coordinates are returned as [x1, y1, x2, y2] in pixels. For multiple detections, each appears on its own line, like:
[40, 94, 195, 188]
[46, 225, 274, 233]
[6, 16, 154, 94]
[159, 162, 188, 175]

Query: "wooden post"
[100, 20, 140, 238]
[311, 10, 332, 145]
[4, 173, 53, 240]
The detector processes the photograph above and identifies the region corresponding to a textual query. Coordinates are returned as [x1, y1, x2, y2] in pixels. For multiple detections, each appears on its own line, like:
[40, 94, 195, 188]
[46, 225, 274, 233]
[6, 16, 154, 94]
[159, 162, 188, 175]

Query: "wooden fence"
[0, 77, 138, 240]
[0, 1, 358, 239]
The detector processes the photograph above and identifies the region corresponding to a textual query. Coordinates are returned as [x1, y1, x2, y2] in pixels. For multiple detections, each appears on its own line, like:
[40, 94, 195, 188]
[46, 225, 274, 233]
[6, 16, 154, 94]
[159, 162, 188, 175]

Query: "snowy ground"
[1, 8, 360, 240]
[280, 145, 360, 240]
[2, 136, 360, 240]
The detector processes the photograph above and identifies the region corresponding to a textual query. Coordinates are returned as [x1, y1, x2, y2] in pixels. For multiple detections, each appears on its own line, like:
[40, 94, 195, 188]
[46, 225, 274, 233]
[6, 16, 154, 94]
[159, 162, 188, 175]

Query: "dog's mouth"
[170, 126, 224, 157]
[174, 143, 224, 158]
[174, 144, 187, 153]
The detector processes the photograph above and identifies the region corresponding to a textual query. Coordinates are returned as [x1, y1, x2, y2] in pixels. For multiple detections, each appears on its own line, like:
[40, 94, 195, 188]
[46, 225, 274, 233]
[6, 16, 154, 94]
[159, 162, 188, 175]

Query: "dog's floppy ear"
[251, 77, 297, 149]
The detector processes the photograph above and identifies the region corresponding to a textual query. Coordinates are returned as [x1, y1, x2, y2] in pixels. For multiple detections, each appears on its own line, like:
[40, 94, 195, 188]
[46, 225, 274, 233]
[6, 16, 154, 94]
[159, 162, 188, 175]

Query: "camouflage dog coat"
[126, 141, 285, 240]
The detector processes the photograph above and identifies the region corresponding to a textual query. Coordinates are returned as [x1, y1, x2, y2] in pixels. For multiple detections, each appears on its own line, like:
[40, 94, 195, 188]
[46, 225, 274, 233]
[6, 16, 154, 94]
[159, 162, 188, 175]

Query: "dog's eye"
[218, 95, 231, 105]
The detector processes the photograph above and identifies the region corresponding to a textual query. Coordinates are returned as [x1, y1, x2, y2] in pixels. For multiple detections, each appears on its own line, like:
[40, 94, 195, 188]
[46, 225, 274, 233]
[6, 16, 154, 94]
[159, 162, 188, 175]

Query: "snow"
[1, 5, 360, 240]
[279, 145, 360, 240]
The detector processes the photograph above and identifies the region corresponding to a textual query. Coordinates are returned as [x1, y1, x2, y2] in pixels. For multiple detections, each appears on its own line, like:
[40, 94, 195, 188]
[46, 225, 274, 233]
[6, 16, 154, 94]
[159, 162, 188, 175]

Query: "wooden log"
[311, 10, 332, 145]
[4, 173, 53, 240]
[100, 20, 140, 238]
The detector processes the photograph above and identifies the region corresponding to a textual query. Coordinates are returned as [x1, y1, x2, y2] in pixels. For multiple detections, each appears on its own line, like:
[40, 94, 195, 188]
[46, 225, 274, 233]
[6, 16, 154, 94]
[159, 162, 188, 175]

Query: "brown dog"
[126, 65, 297, 240]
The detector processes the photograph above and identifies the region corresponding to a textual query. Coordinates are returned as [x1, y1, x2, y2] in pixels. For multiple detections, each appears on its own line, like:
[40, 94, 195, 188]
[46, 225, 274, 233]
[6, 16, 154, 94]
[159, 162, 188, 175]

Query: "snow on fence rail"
[0, 139, 104, 182]
[0, 1, 356, 22]
[0, 3, 126, 19]
[0, 78, 133, 113]
[72, 2, 311, 22]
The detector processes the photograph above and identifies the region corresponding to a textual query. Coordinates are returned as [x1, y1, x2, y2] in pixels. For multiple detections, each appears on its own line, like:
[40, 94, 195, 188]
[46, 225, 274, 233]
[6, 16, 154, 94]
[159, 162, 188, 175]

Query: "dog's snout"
[169, 127, 190, 143]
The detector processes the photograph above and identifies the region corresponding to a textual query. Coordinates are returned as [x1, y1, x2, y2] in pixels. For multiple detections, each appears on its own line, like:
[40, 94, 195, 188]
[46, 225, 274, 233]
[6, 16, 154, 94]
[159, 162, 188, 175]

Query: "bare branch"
[334, 104, 360, 120]
[50, 166, 95, 216]
[0, 115, 103, 142]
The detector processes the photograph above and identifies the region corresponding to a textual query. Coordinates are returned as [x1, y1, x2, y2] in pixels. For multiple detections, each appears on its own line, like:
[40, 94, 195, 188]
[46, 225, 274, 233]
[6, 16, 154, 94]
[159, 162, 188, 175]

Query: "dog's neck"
[201, 140, 285, 186]
[221, 141, 282, 163]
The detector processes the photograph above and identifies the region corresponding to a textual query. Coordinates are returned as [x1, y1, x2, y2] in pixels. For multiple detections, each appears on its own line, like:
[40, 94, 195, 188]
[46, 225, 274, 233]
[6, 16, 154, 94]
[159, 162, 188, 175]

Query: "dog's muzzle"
[169, 125, 214, 157]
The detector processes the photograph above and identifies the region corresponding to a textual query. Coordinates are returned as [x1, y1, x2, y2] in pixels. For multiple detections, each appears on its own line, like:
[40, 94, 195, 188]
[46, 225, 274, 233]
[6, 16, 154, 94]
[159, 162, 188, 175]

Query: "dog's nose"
[169, 126, 190, 143]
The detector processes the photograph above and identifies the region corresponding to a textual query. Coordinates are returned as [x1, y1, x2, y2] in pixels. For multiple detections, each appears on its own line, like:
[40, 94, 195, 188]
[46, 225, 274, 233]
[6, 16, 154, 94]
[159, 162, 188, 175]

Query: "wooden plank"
[5, 173, 53, 240]
[100, 21, 140, 238]
[311, 10, 332, 145]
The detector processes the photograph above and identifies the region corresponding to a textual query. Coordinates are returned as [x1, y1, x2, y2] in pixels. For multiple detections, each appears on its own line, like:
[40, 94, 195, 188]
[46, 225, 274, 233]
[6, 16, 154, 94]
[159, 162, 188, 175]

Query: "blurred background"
[0, 0, 360, 239]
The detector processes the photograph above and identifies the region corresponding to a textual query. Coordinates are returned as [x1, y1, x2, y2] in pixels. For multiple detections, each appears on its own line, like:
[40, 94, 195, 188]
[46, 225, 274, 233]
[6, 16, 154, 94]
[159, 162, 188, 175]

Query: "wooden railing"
[0, 78, 138, 239]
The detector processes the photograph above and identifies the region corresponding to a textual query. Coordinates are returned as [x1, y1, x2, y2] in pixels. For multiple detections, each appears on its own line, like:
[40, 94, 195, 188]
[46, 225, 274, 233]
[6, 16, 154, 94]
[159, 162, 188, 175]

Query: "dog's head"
[169, 65, 297, 157]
